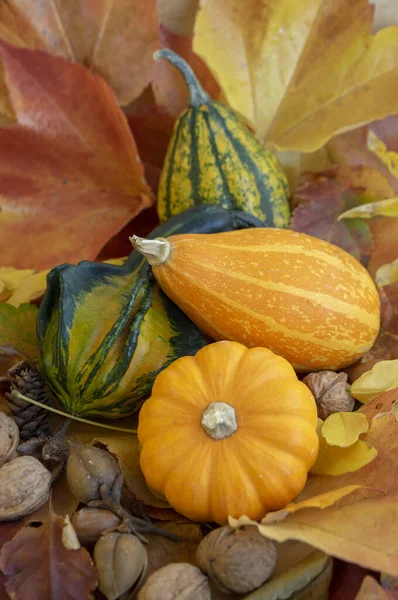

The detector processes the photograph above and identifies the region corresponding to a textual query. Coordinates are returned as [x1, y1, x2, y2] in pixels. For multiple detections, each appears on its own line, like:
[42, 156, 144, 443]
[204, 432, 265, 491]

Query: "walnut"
[0, 455, 51, 521]
[0, 412, 19, 467]
[302, 371, 355, 420]
[196, 525, 277, 595]
[137, 563, 211, 600]
[94, 532, 147, 600]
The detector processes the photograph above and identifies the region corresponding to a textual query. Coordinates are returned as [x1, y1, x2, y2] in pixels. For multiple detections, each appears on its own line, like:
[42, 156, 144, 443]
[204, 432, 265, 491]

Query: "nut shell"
[0, 413, 19, 467]
[94, 532, 147, 600]
[138, 563, 211, 600]
[71, 508, 121, 546]
[196, 525, 277, 595]
[66, 444, 121, 504]
[302, 371, 354, 420]
[0, 455, 51, 521]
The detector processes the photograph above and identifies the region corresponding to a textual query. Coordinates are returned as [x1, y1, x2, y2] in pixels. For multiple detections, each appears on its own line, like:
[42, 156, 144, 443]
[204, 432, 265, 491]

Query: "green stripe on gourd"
[156, 49, 290, 227]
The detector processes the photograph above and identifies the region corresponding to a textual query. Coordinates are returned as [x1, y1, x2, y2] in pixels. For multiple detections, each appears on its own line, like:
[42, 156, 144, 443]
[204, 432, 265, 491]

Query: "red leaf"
[0, 43, 153, 269]
[0, 508, 97, 600]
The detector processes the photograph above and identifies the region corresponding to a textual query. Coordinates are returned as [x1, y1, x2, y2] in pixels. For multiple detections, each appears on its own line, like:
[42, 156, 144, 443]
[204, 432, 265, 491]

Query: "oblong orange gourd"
[130, 228, 380, 371]
[138, 341, 319, 524]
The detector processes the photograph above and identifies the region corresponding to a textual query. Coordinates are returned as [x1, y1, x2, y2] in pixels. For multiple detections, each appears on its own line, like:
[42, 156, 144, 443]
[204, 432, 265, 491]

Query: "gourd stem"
[201, 402, 238, 440]
[130, 235, 171, 267]
[154, 49, 210, 108]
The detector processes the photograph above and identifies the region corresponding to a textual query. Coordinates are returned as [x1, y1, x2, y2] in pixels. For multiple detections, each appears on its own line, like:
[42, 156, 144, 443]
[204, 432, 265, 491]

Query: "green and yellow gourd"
[37, 205, 263, 419]
[156, 49, 290, 227]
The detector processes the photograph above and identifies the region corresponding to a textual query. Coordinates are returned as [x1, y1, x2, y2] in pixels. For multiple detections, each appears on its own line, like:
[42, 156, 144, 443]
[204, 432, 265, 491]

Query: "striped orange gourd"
[130, 229, 380, 371]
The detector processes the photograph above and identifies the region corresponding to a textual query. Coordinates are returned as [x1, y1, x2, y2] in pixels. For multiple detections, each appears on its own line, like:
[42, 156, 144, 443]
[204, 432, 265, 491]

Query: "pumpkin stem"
[201, 402, 238, 440]
[154, 49, 210, 108]
[129, 235, 171, 266]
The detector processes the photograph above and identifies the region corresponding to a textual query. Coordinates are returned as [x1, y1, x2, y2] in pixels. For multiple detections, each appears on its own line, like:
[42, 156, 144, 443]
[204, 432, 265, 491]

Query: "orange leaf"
[0, 0, 159, 108]
[0, 505, 97, 600]
[0, 43, 153, 269]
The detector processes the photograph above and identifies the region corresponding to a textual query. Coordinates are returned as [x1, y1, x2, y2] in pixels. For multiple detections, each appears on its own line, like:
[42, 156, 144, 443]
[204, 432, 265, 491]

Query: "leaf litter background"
[1, 0, 398, 599]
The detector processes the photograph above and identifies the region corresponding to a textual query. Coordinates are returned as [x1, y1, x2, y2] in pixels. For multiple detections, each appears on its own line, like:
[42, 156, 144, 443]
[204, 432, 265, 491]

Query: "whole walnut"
[302, 371, 354, 420]
[0, 412, 19, 467]
[66, 444, 121, 504]
[138, 563, 211, 600]
[0, 455, 51, 521]
[197, 525, 277, 595]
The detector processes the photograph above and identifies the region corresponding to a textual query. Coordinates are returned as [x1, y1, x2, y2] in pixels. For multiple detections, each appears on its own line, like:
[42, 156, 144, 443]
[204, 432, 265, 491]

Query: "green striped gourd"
[37, 205, 264, 418]
[156, 49, 290, 227]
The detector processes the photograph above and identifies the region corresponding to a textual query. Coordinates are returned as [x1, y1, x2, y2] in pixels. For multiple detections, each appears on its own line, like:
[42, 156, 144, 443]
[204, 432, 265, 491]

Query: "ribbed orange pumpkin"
[130, 228, 380, 371]
[138, 341, 319, 524]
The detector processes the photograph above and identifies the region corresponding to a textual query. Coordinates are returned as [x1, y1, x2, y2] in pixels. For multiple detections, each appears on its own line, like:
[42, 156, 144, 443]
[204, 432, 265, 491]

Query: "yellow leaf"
[102, 257, 128, 266]
[375, 259, 398, 286]
[7, 269, 50, 307]
[194, 0, 398, 152]
[311, 437, 377, 476]
[262, 485, 364, 524]
[351, 359, 398, 403]
[321, 412, 369, 447]
[0, 267, 35, 302]
[367, 130, 398, 179]
[338, 197, 398, 220]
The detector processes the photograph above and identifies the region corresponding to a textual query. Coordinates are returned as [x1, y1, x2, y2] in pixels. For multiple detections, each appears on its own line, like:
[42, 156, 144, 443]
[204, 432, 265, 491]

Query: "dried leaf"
[145, 522, 203, 579]
[368, 130, 398, 179]
[355, 576, 391, 600]
[351, 360, 398, 403]
[310, 437, 377, 477]
[0, 0, 159, 106]
[243, 550, 332, 600]
[262, 485, 364, 524]
[0, 304, 39, 359]
[0, 507, 97, 600]
[321, 412, 369, 447]
[194, 0, 398, 152]
[359, 389, 398, 423]
[339, 198, 398, 220]
[0, 43, 153, 270]
[290, 167, 376, 264]
[376, 260, 398, 286]
[0, 267, 35, 302]
[368, 217, 398, 278]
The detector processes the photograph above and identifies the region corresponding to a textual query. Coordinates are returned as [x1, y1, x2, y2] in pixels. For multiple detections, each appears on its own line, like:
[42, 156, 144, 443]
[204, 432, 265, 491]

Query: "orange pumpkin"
[138, 341, 319, 524]
[130, 228, 380, 371]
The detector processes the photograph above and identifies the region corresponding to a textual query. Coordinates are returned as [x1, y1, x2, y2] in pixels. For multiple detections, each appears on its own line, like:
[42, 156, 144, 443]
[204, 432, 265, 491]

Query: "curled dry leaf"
[351, 359, 398, 403]
[0, 43, 153, 270]
[0, 506, 97, 600]
[321, 412, 369, 447]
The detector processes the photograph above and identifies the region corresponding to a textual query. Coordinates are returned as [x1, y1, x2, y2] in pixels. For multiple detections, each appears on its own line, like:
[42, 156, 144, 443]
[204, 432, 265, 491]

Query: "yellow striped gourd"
[156, 49, 290, 227]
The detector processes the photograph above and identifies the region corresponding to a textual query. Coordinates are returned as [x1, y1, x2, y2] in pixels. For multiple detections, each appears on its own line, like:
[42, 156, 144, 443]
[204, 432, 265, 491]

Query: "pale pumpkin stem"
[129, 235, 171, 266]
[201, 402, 238, 440]
[154, 49, 210, 107]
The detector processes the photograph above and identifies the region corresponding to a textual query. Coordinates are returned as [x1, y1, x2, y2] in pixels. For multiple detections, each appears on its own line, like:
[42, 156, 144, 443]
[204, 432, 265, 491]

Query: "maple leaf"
[0, 505, 97, 600]
[0, 43, 153, 269]
[0, 0, 159, 114]
[290, 166, 379, 265]
[0, 304, 39, 359]
[194, 0, 398, 152]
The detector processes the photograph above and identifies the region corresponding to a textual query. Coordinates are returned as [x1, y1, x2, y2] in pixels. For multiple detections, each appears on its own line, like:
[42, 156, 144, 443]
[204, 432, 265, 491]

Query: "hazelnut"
[0, 412, 19, 467]
[0, 455, 51, 521]
[302, 371, 354, 420]
[94, 532, 147, 600]
[70, 508, 121, 546]
[196, 525, 277, 595]
[138, 563, 211, 600]
[66, 444, 121, 504]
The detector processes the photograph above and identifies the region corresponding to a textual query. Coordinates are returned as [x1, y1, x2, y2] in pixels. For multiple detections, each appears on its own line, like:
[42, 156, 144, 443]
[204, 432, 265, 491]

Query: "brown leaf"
[0, 43, 153, 269]
[290, 166, 379, 264]
[0, 506, 97, 600]
[0, 521, 24, 600]
[369, 217, 398, 278]
[0, 0, 159, 108]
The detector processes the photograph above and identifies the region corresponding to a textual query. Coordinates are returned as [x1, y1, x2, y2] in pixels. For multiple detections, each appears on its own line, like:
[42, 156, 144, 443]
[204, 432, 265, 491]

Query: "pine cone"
[3, 361, 52, 440]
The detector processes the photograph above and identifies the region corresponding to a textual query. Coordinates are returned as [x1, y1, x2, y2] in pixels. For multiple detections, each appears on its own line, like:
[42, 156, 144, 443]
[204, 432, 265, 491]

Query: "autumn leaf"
[339, 197, 398, 219]
[0, 43, 153, 269]
[355, 576, 392, 600]
[367, 130, 398, 180]
[290, 167, 378, 264]
[321, 412, 369, 447]
[0, 0, 159, 111]
[194, 0, 398, 152]
[0, 304, 39, 359]
[0, 506, 97, 600]
[351, 360, 398, 403]
[0, 267, 35, 302]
